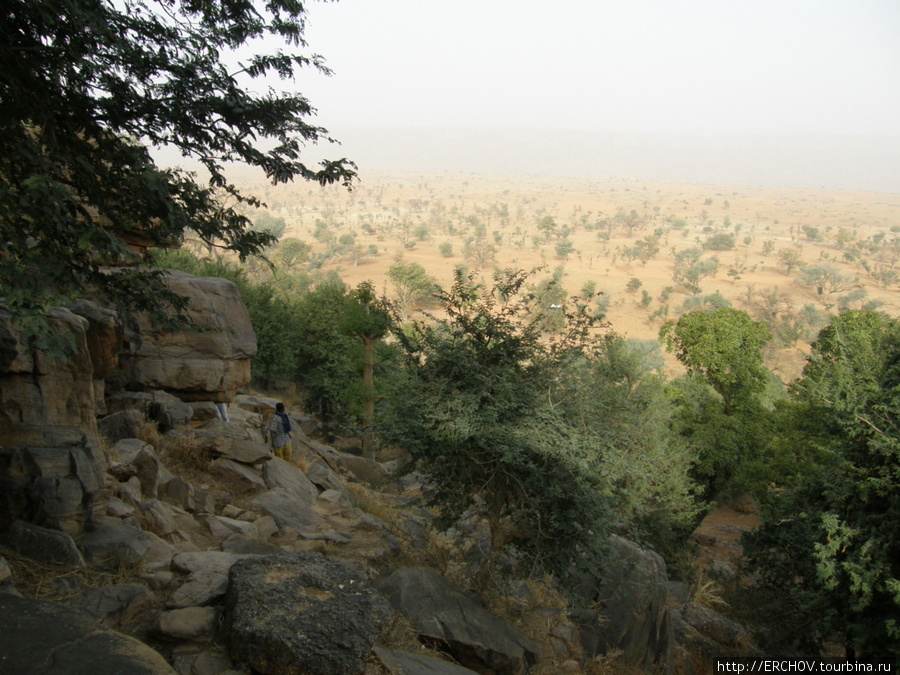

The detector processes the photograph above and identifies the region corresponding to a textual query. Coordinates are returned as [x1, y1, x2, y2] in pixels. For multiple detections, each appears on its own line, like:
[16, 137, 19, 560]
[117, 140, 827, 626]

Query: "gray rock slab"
[140, 530, 178, 573]
[211, 515, 258, 539]
[216, 435, 271, 464]
[373, 645, 481, 674]
[107, 496, 135, 518]
[223, 551, 392, 675]
[98, 410, 144, 445]
[152, 606, 218, 642]
[68, 583, 155, 630]
[306, 459, 358, 504]
[172, 551, 250, 575]
[374, 567, 541, 675]
[170, 645, 236, 675]
[140, 498, 178, 536]
[76, 520, 151, 570]
[168, 551, 257, 609]
[0, 593, 175, 674]
[0, 519, 85, 566]
[166, 568, 231, 609]
[262, 457, 318, 504]
[211, 458, 266, 493]
[113, 439, 162, 499]
[248, 488, 321, 534]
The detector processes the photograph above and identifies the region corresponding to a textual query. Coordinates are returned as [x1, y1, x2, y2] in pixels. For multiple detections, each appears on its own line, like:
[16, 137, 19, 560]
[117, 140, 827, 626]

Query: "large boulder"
[672, 602, 764, 673]
[262, 457, 319, 504]
[248, 488, 321, 534]
[76, 520, 152, 570]
[0, 593, 175, 674]
[0, 519, 85, 566]
[374, 567, 541, 675]
[578, 535, 674, 672]
[223, 551, 392, 675]
[115, 271, 256, 403]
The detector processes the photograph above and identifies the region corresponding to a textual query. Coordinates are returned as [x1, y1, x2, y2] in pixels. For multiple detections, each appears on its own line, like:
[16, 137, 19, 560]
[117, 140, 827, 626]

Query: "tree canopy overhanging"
[0, 0, 355, 352]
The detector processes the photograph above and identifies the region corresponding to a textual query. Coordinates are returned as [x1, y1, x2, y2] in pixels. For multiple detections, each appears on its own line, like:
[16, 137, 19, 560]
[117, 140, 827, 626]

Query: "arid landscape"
[232, 169, 900, 383]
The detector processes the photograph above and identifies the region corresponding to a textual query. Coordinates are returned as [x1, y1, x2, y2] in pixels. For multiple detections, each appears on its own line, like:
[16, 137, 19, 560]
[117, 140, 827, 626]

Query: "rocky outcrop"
[374, 567, 542, 675]
[115, 271, 256, 403]
[223, 551, 392, 675]
[0, 308, 109, 533]
[673, 602, 765, 674]
[0, 306, 99, 448]
[0, 272, 258, 537]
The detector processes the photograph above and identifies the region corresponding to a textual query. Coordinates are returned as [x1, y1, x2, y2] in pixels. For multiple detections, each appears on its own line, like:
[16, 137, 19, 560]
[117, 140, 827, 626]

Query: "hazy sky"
[296, 0, 900, 136]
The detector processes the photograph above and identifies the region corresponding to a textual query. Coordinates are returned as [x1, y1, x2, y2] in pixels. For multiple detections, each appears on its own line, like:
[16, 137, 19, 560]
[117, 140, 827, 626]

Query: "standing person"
[270, 402, 292, 462]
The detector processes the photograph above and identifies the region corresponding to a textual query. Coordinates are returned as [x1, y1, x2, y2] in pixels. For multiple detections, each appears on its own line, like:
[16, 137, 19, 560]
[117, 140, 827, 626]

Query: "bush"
[703, 233, 735, 251]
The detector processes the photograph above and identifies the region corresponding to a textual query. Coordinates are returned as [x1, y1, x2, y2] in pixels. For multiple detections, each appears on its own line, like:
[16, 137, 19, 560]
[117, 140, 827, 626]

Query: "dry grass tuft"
[582, 650, 647, 675]
[346, 482, 399, 525]
[155, 430, 213, 478]
[1, 545, 143, 605]
[691, 571, 729, 610]
[372, 613, 462, 670]
[292, 451, 310, 473]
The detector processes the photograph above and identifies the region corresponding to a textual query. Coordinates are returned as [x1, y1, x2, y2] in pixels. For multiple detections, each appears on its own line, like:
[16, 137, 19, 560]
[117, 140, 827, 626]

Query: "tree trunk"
[362, 334, 375, 458]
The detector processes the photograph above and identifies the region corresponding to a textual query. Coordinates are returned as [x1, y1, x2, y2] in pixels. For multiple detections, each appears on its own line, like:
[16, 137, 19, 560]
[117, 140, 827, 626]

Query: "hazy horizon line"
[319, 128, 900, 194]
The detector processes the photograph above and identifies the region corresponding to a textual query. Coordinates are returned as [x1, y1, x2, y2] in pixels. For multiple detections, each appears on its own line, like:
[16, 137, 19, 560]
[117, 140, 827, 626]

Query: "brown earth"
[231, 169, 900, 382]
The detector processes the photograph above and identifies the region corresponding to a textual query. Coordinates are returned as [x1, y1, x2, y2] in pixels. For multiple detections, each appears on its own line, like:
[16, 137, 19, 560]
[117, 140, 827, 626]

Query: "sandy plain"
[233, 170, 900, 383]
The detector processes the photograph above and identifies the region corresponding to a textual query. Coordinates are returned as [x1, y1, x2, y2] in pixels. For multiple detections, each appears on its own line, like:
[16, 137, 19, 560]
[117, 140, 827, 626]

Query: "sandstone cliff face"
[0, 307, 99, 448]
[0, 307, 107, 534]
[115, 271, 256, 403]
[0, 271, 256, 534]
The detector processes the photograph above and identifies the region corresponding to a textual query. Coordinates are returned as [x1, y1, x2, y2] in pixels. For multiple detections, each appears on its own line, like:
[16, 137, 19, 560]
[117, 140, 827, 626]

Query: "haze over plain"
[286, 0, 900, 192]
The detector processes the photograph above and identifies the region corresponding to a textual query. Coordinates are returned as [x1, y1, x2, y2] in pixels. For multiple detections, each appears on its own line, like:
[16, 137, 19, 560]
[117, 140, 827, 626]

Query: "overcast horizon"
[162, 1, 900, 192]
[299, 1, 898, 132]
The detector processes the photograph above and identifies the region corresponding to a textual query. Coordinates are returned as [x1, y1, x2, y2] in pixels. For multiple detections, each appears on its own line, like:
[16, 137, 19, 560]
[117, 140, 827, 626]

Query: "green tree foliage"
[778, 248, 804, 275]
[1, 0, 355, 350]
[662, 308, 772, 416]
[536, 214, 559, 241]
[797, 263, 856, 298]
[340, 282, 393, 454]
[555, 239, 575, 259]
[682, 257, 720, 294]
[558, 336, 701, 556]
[746, 311, 900, 662]
[252, 211, 287, 239]
[703, 233, 736, 251]
[382, 269, 610, 581]
[386, 261, 434, 319]
[529, 266, 568, 333]
[274, 238, 312, 268]
[662, 308, 775, 497]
